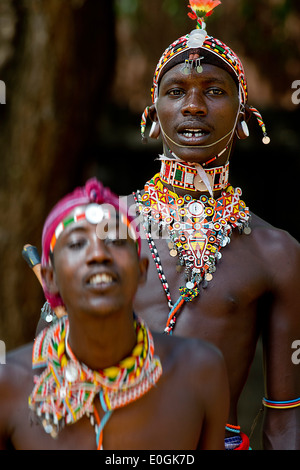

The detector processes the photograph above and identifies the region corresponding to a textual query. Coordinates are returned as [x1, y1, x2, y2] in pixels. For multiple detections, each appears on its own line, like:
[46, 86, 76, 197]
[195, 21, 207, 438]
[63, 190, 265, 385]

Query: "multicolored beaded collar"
[133, 171, 251, 333]
[29, 316, 162, 449]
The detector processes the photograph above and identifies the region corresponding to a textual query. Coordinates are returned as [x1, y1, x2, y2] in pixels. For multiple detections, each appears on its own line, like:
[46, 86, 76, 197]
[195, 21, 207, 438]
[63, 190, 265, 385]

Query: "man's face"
[155, 62, 240, 164]
[48, 208, 147, 319]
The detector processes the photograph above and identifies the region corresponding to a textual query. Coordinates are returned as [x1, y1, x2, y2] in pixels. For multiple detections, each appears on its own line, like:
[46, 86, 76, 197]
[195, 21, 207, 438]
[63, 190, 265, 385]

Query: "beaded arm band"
[262, 397, 300, 409]
[225, 423, 241, 434]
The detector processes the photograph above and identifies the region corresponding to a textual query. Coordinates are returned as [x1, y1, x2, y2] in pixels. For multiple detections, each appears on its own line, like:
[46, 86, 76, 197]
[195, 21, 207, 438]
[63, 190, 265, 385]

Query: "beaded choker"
[160, 158, 229, 194]
[29, 316, 162, 449]
[133, 172, 251, 333]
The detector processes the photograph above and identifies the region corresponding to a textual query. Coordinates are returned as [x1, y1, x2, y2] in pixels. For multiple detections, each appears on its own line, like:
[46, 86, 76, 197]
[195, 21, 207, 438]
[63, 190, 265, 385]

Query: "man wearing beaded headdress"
[0, 177, 229, 450]
[131, 0, 300, 450]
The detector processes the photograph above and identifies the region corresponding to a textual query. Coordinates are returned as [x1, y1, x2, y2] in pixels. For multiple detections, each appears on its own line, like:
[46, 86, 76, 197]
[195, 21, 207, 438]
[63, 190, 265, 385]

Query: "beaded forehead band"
[141, 0, 270, 145]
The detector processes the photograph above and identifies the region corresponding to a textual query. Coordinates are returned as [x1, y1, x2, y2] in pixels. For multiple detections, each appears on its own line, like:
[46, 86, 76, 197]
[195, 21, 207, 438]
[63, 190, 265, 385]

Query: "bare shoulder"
[0, 343, 33, 448]
[0, 343, 33, 401]
[3, 342, 33, 367]
[250, 212, 300, 273]
[250, 212, 299, 249]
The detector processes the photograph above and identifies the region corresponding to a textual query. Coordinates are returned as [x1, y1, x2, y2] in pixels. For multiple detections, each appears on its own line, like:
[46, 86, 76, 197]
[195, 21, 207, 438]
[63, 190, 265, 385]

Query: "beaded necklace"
[133, 164, 251, 333]
[29, 316, 162, 449]
[160, 158, 229, 194]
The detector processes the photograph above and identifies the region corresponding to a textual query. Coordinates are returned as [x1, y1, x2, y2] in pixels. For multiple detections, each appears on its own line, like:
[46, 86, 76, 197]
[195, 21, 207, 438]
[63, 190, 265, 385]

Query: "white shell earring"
[149, 121, 160, 139]
[149, 121, 157, 138]
[240, 120, 249, 137]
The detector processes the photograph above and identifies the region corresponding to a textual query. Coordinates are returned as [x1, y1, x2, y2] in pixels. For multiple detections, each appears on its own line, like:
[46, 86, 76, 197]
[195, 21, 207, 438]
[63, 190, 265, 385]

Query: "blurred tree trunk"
[0, 0, 115, 350]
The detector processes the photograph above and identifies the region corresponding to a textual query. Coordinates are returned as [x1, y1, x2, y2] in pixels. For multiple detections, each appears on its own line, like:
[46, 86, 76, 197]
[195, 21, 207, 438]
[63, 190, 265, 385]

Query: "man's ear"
[41, 265, 60, 297]
[148, 104, 160, 140]
[138, 256, 149, 286]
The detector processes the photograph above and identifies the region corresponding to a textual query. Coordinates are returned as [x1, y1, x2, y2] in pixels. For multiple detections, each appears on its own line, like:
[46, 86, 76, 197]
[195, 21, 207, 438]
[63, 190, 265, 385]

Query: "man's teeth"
[88, 273, 113, 285]
[182, 130, 206, 137]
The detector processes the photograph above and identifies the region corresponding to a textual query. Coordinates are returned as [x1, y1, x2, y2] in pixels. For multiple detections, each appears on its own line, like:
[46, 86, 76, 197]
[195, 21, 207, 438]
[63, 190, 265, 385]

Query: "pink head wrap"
[41, 178, 140, 308]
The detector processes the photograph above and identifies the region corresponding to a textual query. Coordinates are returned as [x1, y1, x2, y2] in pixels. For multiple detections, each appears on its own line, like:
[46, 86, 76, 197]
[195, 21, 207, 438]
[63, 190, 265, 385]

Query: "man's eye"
[168, 88, 184, 96]
[104, 237, 127, 247]
[68, 239, 86, 250]
[207, 88, 224, 95]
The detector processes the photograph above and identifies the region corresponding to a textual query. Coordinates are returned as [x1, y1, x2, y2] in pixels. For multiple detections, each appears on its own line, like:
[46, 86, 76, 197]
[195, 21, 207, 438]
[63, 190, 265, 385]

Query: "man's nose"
[86, 235, 112, 264]
[181, 90, 208, 116]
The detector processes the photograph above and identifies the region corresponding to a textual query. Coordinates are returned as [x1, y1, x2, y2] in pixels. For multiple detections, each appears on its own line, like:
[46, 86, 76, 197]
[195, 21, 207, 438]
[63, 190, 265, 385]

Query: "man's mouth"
[175, 122, 212, 145]
[87, 273, 114, 286]
[180, 128, 209, 138]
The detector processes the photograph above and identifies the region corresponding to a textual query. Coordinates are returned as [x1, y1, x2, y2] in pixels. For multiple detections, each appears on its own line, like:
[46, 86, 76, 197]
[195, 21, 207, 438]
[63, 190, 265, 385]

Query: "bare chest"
[13, 372, 202, 450]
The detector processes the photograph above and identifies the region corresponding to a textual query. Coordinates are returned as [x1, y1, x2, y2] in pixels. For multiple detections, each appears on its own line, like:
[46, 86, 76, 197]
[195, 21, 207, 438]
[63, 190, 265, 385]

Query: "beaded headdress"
[141, 0, 270, 145]
[41, 178, 141, 309]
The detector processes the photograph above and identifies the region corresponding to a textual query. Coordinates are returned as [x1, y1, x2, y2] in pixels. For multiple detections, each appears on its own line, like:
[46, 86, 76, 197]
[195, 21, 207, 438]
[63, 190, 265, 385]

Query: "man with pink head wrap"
[0, 178, 230, 450]
[41, 177, 140, 310]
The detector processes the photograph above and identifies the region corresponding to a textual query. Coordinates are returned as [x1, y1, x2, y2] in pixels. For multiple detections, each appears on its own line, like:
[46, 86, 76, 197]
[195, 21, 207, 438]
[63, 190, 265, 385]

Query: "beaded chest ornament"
[133, 170, 251, 334]
[29, 316, 162, 449]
